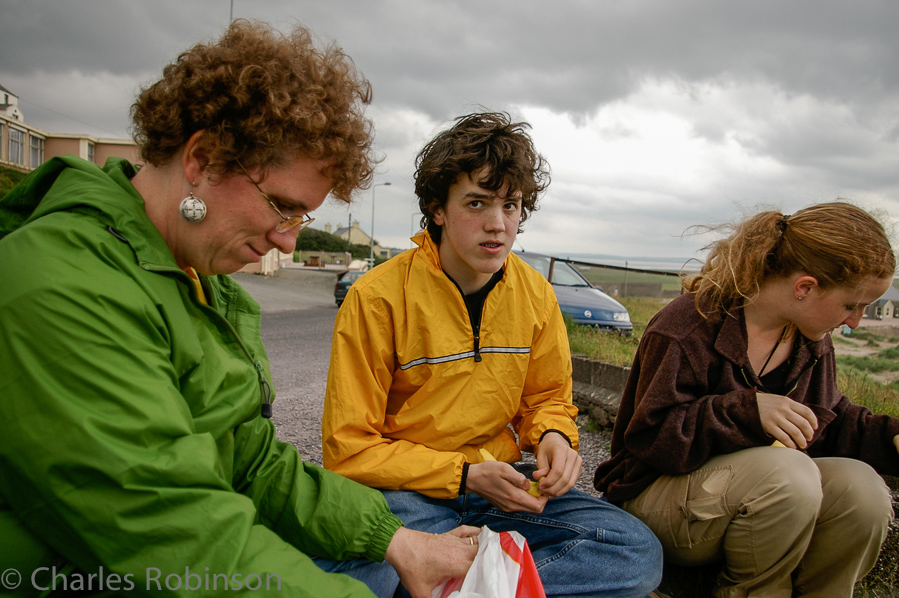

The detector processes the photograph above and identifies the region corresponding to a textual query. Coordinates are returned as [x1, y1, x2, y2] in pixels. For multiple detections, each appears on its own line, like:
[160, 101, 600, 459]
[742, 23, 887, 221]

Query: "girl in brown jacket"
[595, 202, 898, 597]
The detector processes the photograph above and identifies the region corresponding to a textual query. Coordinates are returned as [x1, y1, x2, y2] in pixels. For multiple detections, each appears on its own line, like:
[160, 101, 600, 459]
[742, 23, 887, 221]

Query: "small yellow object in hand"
[771, 440, 787, 448]
[477, 448, 543, 497]
[477, 448, 497, 463]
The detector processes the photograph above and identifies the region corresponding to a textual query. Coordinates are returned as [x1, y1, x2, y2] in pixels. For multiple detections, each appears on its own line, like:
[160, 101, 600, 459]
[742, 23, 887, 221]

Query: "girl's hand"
[756, 392, 818, 449]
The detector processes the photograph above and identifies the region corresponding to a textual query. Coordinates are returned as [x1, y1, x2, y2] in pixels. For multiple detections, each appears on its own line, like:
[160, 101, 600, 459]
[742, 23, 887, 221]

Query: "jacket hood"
[0, 156, 178, 269]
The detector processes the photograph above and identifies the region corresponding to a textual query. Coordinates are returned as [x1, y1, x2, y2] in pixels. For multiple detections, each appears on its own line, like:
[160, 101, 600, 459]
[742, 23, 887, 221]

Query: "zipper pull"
[474, 335, 482, 362]
[255, 361, 273, 418]
[785, 358, 818, 396]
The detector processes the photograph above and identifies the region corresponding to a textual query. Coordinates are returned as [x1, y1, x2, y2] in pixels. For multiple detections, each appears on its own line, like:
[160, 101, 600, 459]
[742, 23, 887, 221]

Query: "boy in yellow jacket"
[319, 112, 662, 597]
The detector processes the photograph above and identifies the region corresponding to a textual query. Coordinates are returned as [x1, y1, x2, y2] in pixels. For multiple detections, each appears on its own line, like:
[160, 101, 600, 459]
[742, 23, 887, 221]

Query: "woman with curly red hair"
[0, 19, 476, 597]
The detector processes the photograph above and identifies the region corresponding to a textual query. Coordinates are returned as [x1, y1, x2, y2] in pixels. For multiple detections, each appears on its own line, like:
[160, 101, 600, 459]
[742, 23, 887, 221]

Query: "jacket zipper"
[444, 275, 485, 362]
[193, 278, 275, 419]
[109, 226, 273, 419]
[473, 321, 482, 362]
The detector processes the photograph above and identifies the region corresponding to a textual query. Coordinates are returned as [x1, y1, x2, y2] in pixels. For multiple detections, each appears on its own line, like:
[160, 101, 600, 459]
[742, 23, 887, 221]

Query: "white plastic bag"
[432, 526, 545, 598]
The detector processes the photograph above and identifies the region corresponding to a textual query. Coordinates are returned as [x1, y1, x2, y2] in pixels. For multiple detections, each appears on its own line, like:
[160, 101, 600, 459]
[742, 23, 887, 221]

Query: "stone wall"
[570, 354, 629, 425]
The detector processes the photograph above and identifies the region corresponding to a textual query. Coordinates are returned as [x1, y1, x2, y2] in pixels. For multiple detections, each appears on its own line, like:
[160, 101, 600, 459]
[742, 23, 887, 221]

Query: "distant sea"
[561, 253, 702, 273]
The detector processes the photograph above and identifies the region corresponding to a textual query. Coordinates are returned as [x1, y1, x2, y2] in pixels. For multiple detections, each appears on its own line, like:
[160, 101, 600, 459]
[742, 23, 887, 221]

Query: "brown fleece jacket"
[594, 292, 899, 503]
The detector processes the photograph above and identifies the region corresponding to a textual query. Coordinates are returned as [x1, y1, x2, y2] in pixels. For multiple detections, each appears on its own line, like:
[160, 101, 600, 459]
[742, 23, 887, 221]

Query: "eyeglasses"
[237, 161, 315, 234]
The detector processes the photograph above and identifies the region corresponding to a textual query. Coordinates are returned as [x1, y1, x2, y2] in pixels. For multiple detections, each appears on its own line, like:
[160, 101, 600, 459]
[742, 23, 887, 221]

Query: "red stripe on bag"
[436, 575, 464, 598]
[499, 531, 546, 598]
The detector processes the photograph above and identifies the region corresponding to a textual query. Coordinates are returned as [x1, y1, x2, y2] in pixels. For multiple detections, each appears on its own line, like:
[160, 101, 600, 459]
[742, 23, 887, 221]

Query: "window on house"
[87, 143, 95, 164]
[9, 128, 25, 165]
[30, 135, 44, 167]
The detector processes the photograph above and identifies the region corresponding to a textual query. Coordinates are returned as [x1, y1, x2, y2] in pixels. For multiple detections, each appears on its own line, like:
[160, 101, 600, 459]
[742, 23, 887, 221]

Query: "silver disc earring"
[179, 190, 207, 223]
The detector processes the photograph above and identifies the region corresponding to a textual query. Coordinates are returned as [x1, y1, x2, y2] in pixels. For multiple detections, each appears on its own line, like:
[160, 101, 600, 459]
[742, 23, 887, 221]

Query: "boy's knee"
[643, 535, 665, 591]
[624, 520, 665, 594]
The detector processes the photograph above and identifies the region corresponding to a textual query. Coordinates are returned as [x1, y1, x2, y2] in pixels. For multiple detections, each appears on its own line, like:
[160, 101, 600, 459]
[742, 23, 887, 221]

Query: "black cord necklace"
[758, 325, 788, 377]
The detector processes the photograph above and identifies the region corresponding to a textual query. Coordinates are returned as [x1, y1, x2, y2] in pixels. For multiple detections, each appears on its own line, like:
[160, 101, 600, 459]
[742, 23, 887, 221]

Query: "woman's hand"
[533, 432, 582, 497]
[465, 461, 549, 513]
[757, 392, 818, 449]
[384, 525, 480, 598]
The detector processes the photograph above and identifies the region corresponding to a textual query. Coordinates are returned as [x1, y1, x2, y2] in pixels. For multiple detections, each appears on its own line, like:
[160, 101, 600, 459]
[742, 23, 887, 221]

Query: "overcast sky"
[4, 0, 899, 264]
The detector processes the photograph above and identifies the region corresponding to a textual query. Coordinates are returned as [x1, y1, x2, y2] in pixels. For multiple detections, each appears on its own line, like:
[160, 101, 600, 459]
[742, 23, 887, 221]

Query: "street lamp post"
[369, 181, 391, 266]
[346, 212, 352, 264]
[410, 212, 420, 248]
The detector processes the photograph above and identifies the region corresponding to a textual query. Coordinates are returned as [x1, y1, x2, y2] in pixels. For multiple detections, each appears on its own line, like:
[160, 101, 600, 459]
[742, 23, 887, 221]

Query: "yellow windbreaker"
[322, 232, 578, 499]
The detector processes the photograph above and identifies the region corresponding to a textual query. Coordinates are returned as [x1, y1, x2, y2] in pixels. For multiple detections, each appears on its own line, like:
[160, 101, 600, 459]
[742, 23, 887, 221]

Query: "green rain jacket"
[0, 156, 402, 597]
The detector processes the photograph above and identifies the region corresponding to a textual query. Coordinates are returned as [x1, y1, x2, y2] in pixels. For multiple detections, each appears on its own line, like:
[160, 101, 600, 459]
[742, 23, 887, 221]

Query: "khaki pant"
[622, 447, 892, 597]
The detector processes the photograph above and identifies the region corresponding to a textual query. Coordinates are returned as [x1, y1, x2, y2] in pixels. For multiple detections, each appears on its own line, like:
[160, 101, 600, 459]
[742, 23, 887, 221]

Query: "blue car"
[515, 251, 633, 334]
[334, 270, 366, 307]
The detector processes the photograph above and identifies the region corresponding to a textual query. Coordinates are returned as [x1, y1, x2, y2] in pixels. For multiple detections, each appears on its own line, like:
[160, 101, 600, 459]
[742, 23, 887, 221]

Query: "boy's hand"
[466, 461, 549, 513]
[534, 432, 582, 497]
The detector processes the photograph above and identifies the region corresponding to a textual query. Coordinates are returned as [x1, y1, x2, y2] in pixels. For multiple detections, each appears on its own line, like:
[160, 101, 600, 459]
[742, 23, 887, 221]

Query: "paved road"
[233, 269, 340, 465]
[263, 306, 336, 465]
[233, 267, 338, 313]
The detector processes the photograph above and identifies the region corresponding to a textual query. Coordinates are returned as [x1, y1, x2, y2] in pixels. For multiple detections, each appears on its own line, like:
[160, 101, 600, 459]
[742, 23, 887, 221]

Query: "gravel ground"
[573, 416, 612, 498]
[235, 266, 613, 499]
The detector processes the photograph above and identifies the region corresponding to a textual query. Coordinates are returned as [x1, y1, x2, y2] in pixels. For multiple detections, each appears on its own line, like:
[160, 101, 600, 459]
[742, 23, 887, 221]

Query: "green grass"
[578, 267, 683, 293]
[847, 329, 884, 343]
[837, 355, 899, 375]
[1, 164, 27, 198]
[837, 367, 899, 419]
[565, 296, 667, 366]
[566, 319, 640, 366]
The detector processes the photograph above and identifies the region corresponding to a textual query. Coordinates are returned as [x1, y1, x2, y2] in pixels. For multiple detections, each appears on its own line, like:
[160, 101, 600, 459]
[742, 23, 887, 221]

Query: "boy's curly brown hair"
[131, 19, 374, 202]
[414, 111, 550, 242]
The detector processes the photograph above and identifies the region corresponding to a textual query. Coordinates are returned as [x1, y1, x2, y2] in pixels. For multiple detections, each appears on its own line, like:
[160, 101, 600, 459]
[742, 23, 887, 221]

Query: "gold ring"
[468, 537, 474, 546]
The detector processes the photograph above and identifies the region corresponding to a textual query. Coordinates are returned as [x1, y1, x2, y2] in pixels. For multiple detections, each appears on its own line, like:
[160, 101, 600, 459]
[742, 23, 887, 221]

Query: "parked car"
[334, 270, 366, 306]
[515, 250, 633, 334]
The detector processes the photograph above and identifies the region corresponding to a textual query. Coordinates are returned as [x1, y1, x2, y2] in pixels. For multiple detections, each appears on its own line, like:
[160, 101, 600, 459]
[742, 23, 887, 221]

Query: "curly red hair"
[131, 19, 374, 201]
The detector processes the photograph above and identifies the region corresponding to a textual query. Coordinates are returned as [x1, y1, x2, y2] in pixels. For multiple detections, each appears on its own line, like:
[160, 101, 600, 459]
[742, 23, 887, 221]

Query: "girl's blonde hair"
[685, 201, 895, 319]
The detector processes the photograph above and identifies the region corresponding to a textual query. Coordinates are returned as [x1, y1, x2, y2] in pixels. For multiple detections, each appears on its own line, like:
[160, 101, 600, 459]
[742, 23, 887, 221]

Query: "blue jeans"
[314, 470, 662, 598]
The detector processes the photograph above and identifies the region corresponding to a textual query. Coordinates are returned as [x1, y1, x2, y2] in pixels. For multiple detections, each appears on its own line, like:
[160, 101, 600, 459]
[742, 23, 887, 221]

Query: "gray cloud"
[3, 0, 899, 258]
